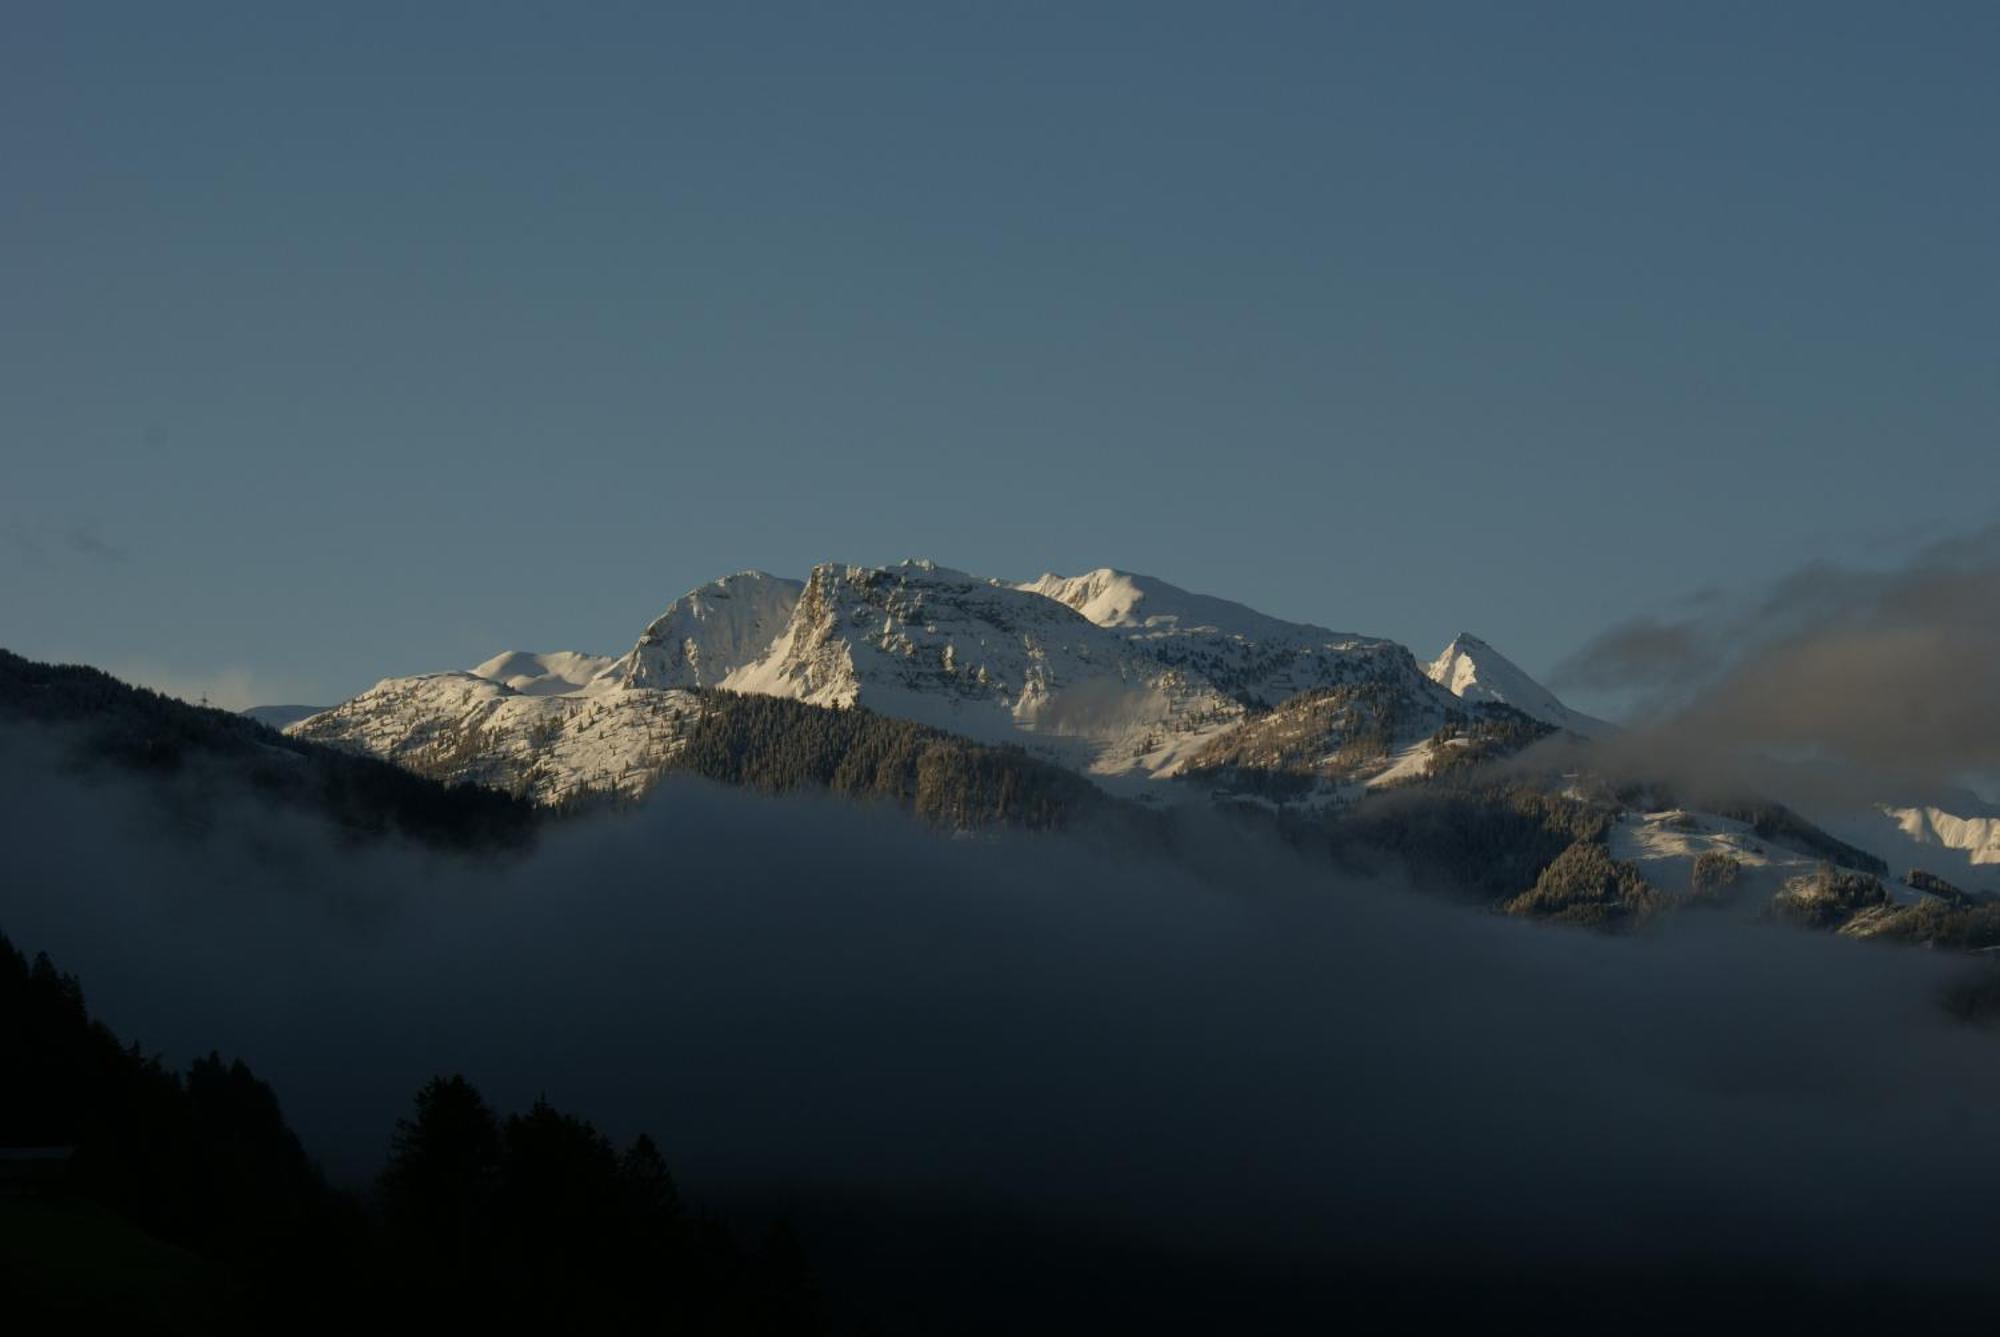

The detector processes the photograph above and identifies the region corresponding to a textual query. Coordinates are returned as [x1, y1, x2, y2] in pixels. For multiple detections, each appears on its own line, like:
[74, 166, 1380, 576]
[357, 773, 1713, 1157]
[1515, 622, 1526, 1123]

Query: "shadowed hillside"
[0, 649, 533, 850]
[665, 690, 1109, 832]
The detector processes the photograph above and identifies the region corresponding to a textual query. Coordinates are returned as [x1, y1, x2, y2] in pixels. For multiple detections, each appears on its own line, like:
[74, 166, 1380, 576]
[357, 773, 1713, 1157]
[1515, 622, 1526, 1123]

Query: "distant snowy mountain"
[1017, 567, 1405, 708]
[1813, 803, 2000, 892]
[1884, 806, 2000, 865]
[469, 650, 617, 697]
[252, 554, 1985, 886]
[287, 559, 1611, 805]
[1425, 634, 1609, 737]
[1018, 568, 1343, 642]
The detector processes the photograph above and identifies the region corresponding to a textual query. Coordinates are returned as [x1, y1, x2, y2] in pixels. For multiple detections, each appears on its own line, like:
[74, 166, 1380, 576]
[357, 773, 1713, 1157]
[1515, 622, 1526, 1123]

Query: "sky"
[5, 2, 1997, 711]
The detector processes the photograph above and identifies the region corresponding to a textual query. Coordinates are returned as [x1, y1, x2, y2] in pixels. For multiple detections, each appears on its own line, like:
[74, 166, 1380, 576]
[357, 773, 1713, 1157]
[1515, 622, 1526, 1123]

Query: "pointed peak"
[620, 570, 807, 691]
[1425, 633, 1608, 737]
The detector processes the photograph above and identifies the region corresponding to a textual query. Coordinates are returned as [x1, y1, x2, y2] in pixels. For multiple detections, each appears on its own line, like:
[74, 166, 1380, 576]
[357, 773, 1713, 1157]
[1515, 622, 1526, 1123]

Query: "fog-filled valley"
[10, 708, 2000, 1331]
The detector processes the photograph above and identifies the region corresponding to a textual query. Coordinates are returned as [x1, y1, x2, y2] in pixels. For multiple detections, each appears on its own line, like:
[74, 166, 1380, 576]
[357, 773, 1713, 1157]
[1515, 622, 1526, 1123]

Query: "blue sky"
[5, 3, 1996, 711]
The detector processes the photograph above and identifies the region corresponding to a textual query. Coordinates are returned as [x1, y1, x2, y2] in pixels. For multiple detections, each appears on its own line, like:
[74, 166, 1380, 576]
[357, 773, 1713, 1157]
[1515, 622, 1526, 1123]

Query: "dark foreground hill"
[0, 928, 827, 1331]
[0, 648, 533, 850]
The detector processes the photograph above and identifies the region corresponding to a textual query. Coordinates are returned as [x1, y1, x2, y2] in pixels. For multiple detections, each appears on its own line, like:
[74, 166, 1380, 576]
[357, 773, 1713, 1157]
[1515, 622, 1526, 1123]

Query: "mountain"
[612, 571, 804, 691]
[715, 561, 1246, 776]
[1883, 805, 2000, 866]
[467, 650, 617, 697]
[285, 559, 1609, 808]
[284, 573, 809, 806]
[1425, 634, 1609, 737]
[1016, 567, 1409, 708]
[10, 537, 1947, 936]
[1018, 567, 1350, 643]
[289, 670, 703, 806]
[1814, 802, 2000, 894]
[1176, 642, 1473, 803]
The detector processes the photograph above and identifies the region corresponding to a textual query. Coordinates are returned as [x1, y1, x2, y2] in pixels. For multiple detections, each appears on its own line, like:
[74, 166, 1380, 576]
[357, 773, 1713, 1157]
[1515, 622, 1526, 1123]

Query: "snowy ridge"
[289, 671, 701, 804]
[469, 650, 618, 697]
[614, 571, 804, 691]
[722, 561, 1245, 774]
[291, 558, 1613, 805]
[1820, 804, 2000, 884]
[1884, 806, 2000, 866]
[1426, 633, 1609, 737]
[1017, 568, 1349, 641]
[1017, 567, 1405, 709]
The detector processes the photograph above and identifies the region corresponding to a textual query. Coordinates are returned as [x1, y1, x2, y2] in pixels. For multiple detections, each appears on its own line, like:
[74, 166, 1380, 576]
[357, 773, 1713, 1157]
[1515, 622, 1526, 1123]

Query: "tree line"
[666, 690, 1105, 832]
[1, 928, 830, 1331]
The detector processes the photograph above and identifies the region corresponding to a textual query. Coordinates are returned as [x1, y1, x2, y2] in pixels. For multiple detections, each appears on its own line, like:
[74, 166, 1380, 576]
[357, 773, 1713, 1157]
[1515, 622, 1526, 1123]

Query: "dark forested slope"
[0, 649, 532, 849]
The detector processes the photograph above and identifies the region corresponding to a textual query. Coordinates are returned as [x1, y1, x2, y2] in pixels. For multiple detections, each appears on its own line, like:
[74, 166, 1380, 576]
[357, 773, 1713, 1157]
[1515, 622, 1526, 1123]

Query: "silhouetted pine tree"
[492, 1097, 624, 1312]
[4, 935, 837, 1330]
[380, 1074, 502, 1287]
[1, 930, 337, 1285]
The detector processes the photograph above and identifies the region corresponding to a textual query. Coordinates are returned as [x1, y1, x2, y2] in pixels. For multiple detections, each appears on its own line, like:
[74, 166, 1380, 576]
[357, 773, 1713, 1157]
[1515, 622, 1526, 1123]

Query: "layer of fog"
[8, 729, 2000, 1290]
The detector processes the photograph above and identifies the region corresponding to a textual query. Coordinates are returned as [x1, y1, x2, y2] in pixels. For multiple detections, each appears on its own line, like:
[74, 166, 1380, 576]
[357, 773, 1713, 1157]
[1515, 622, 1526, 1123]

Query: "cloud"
[63, 523, 129, 564]
[3, 518, 130, 566]
[1550, 615, 1704, 693]
[1551, 522, 2000, 803]
[8, 730, 2000, 1331]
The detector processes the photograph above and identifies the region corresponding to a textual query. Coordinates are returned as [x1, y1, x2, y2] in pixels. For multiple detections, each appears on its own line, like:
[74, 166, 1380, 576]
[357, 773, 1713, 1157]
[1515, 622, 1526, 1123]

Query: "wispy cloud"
[6, 517, 133, 566]
[1552, 522, 2000, 802]
[64, 522, 129, 563]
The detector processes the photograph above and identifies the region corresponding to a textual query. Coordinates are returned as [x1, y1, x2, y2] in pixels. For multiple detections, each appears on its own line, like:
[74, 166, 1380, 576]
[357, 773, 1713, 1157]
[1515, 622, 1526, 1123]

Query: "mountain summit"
[1015, 567, 1354, 642]
[287, 559, 1599, 804]
[1425, 633, 1609, 737]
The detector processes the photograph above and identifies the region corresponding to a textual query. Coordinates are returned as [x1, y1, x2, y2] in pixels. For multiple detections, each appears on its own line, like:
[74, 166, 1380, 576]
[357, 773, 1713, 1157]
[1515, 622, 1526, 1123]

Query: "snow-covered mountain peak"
[718, 560, 1242, 773]
[295, 556, 1612, 808]
[1012, 568, 1409, 709]
[1015, 567, 1349, 642]
[1017, 568, 1173, 628]
[1425, 634, 1606, 737]
[469, 650, 618, 697]
[614, 570, 804, 690]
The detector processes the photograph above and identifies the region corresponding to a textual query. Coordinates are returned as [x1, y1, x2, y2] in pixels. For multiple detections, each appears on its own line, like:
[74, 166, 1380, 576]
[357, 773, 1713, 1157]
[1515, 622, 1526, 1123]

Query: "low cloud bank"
[1551, 524, 2000, 807]
[8, 731, 2000, 1301]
